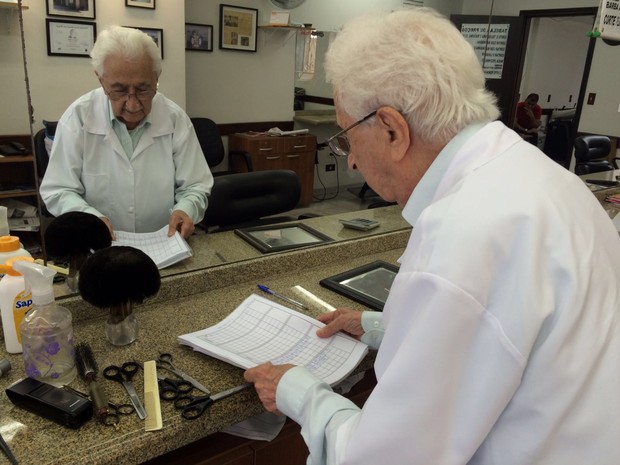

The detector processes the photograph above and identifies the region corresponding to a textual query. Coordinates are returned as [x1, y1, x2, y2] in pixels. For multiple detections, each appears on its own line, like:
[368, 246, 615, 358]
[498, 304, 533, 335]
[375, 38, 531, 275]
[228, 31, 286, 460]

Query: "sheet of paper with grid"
[112, 225, 192, 269]
[178, 294, 369, 386]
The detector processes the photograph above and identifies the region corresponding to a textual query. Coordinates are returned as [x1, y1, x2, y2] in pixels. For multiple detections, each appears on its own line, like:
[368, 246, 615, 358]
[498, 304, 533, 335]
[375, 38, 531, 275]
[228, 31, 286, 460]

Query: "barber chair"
[190, 117, 251, 174]
[542, 120, 572, 169]
[200, 169, 302, 232]
[573, 135, 614, 175]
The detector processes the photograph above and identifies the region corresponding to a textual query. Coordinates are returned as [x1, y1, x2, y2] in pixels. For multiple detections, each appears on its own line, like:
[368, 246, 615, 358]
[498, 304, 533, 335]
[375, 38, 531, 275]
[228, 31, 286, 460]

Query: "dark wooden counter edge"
[141, 370, 378, 465]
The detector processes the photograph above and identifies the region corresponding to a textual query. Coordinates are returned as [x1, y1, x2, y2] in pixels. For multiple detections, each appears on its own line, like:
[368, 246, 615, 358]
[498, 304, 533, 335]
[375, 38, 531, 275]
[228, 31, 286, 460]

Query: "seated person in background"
[514, 92, 542, 144]
[245, 8, 620, 465]
[40, 26, 213, 240]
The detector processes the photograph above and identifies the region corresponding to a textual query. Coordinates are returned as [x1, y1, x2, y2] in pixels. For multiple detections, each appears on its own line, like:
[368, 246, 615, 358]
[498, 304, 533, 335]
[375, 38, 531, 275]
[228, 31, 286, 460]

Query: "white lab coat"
[40, 88, 213, 233]
[277, 121, 620, 465]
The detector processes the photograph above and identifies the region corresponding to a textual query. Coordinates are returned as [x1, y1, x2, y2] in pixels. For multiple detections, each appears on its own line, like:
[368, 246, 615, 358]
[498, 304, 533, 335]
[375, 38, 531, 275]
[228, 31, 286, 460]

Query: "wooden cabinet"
[0, 134, 43, 257]
[228, 133, 317, 206]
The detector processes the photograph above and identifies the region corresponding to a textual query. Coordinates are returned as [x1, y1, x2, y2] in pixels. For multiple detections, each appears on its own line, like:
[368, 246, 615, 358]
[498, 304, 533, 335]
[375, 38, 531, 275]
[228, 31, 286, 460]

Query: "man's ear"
[376, 107, 411, 162]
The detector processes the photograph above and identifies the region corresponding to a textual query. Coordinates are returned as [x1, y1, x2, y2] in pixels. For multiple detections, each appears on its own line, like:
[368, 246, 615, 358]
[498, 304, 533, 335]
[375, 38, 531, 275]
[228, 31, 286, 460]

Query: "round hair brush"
[75, 342, 109, 421]
[44, 212, 112, 291]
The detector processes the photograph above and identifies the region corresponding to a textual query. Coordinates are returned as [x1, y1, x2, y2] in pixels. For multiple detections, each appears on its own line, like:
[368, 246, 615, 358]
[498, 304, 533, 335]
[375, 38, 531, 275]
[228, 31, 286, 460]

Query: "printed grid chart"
[112, 225, 192, 269]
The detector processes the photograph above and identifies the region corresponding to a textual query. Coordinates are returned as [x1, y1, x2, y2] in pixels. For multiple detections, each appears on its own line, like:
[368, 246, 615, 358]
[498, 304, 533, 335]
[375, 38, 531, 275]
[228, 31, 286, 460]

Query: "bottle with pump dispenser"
[0, 206, 32, 279]
[14, 261, 76, 387]
[0, 256, 35, 353]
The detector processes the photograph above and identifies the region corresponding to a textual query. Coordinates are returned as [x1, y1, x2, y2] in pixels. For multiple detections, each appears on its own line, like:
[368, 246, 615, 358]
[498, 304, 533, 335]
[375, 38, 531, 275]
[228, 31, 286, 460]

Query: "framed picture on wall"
[130, 26, 164, 59]
[46, 0, 96, 20]
[46, 19, 96, 58]
[126, 0, 155, 9]
[185, 23, 213, 52]
[219, 4, 258, 52]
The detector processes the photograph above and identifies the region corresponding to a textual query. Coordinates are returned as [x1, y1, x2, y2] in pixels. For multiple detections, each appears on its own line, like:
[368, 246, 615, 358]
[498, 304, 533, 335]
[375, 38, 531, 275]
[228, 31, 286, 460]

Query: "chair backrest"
[190, 117, 225, 168]
[542, 120, 573, 168]
[201, 170, 301, 231]
[573, 135, 613, 175]
[33, 128, 49, 178]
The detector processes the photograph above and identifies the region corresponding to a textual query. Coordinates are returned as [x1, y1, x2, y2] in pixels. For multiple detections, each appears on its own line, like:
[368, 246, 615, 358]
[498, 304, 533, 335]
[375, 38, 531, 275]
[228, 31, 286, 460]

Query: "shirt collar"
[402, 123, 486, 226]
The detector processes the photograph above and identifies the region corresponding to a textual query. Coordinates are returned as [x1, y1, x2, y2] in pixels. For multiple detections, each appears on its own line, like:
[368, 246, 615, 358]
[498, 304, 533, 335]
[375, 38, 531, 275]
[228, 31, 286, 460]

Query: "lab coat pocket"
[82, 172, 112, 211]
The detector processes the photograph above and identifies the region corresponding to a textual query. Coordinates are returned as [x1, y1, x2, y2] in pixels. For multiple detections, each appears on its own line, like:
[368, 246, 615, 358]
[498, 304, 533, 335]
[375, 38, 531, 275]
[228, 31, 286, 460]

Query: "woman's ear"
[376, 107, 411, 162]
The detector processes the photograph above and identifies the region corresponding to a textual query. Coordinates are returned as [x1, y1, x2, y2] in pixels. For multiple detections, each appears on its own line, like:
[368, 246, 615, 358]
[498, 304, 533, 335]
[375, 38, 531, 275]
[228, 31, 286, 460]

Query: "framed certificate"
[235, 223, 332, 253]
[46, 19, 96, 58]
[320, 260, 399, 311]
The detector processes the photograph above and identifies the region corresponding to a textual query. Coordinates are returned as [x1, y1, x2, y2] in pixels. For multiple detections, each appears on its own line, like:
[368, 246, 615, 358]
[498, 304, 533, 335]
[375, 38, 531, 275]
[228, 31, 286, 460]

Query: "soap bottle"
[0, 205, 32, 278]
[0, 256, 34, 353]
[14, 261, 76, 387]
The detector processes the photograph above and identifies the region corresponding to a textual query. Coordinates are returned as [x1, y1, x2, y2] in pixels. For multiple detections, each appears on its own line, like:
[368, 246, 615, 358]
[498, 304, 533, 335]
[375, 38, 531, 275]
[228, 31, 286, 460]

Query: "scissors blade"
[122, 381, 147, 420]
[211, 383, 252, 402]
[0, 432, 18, 465]
[177, 372, 211, 395]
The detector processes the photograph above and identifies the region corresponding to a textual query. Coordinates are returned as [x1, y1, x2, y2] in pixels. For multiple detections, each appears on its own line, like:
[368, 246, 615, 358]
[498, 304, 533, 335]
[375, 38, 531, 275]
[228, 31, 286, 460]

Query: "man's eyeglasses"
[324, 111, 377, 157]
[101, 84, 156, 102]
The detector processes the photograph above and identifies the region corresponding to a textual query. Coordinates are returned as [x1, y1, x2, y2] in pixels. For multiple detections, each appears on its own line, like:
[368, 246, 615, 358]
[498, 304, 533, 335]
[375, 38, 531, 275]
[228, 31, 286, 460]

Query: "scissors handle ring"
[103, 365, 123, 382]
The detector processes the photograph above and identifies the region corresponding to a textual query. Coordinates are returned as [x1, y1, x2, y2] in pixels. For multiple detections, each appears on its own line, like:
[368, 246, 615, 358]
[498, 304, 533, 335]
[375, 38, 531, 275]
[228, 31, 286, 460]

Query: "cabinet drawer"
[281, 136, 316, 153]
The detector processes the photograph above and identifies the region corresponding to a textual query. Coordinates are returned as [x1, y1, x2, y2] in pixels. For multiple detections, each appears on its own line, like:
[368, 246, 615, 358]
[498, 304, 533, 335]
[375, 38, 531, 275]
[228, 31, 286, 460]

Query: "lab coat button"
[128, 207, 134, 213]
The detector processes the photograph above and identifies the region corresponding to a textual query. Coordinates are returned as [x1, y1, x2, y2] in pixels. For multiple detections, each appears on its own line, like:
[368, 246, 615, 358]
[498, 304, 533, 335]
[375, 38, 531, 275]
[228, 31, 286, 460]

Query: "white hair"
[325, 8, 500, 146]
[90, 25, 162, 77]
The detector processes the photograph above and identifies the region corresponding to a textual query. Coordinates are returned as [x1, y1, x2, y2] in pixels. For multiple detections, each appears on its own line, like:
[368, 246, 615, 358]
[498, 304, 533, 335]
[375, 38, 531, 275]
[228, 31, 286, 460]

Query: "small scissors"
[174, 383, 252, 420]
[101, 401, 135, 427]
[157, 353, 211, 395]
[103, 362, 147, 420]
[135, 360, 193, 401]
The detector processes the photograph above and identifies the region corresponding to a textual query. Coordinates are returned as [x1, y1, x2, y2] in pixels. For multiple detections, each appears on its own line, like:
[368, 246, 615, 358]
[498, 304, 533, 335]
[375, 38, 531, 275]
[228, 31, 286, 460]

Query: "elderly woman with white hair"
[245, 8, 620, 465]
[40, 26, 213, 239]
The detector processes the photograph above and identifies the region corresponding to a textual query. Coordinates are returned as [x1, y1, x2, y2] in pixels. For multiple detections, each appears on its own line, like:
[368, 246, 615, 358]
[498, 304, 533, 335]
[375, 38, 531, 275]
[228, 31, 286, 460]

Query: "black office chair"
[573, 135, 614, 175]
[190, 117, 251, 174]
[200, 169, 302, 232]
[543, 120, 573, 169]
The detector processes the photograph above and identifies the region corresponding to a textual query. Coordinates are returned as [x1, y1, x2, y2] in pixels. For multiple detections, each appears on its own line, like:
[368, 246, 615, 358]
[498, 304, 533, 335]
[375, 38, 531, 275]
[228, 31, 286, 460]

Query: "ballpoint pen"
[257, 284, 308, 310]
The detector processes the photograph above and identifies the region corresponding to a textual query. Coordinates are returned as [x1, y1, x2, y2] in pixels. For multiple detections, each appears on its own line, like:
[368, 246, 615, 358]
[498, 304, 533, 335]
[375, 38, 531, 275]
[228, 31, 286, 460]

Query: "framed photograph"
[126, 0, 155, 9]
[319, 260, 400, 311]
[185, 23, 213, 52]
[131, 27, 164, 59]
[46, 19, 96, 58]
[46, 0, 96, 20]
[219, 4, 258, 52]
[234, 223, 333, 254]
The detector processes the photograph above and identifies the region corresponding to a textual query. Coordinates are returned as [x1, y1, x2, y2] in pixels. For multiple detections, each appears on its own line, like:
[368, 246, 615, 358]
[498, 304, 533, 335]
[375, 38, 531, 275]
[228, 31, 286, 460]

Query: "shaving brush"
[78, 246, 160, 346]
[44, 212, 112, 291]
[75, 343, 108, 421]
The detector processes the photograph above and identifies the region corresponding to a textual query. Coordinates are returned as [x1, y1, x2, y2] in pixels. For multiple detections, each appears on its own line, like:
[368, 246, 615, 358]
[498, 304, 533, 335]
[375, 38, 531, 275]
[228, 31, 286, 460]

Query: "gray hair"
[90, 25, 162, 78]
[325, 8, 500, 146]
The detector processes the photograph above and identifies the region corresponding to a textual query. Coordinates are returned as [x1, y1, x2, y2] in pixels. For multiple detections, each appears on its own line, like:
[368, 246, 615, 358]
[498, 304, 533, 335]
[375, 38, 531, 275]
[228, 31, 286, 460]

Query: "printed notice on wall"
[460, 23, 510, 79]
[599, 0, 620, 41]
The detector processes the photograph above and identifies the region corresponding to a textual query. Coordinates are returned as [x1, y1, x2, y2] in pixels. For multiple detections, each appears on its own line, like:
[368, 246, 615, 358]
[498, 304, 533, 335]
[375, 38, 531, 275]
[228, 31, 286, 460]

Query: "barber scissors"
[174, 383, 252, 420]
[103, 362, 147, 420]
[101, 401, 135, 427]
[135, 360, 193, 401]
[157, 353, 211, 395]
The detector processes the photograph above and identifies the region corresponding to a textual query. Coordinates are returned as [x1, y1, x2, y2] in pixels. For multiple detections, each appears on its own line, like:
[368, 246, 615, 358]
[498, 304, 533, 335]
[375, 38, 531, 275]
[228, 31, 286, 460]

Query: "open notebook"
[112, 225, 192, 269]
[179, 294, 369, 386]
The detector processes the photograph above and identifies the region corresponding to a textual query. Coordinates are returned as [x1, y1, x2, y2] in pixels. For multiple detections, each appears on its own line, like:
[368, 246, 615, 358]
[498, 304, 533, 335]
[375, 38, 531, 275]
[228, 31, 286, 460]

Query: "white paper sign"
[461, 23, 510, 79]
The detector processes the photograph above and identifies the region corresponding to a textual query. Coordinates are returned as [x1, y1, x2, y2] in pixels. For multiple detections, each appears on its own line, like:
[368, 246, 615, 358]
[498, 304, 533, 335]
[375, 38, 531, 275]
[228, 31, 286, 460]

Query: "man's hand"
[168, 210, 195, 239]
[244, 362, 295, 414]
[99, 216, 116, 241]
[316, 307, 364, 339]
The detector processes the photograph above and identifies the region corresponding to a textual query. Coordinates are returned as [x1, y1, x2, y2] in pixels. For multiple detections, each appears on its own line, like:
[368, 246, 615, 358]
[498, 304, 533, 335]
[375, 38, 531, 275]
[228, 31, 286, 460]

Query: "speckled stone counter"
[0, 215, 410, 465]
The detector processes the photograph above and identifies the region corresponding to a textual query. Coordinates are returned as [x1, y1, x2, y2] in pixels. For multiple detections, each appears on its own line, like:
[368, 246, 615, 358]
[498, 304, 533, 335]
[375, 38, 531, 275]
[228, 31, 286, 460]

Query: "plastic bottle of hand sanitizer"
[0, 256, 34, 353]
[14, 261, 76, 387]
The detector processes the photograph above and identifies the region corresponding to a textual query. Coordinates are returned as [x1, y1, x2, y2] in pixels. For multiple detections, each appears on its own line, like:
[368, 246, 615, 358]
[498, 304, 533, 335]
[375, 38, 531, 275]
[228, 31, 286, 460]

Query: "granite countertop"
[293, 110, 337, 125]
[0, 225, 410, 465]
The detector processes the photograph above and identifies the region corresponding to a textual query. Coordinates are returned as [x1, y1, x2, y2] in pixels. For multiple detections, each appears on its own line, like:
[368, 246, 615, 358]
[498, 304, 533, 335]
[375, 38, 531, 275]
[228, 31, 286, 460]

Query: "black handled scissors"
[101, 401, 135, 427]
[157, 353, 211, 395]
[103, 362, 147, 420]
[174, 383, 252, 420]
[134, 360, 193, 401]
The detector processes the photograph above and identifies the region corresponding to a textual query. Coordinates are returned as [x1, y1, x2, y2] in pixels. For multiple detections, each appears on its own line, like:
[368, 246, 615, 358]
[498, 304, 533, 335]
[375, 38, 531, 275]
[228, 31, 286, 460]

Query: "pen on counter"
[257, 284, 308, 310]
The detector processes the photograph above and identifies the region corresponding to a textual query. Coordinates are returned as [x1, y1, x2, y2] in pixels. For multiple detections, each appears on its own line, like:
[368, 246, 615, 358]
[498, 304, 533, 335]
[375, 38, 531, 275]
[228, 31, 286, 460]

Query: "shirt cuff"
[276, 366, 325, 420]
[360, 311, 384, 349]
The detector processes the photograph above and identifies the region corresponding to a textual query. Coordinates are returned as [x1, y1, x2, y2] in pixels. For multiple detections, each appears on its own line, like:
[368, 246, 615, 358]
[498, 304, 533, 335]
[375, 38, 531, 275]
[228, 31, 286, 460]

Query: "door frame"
[515, 7, 598, 138]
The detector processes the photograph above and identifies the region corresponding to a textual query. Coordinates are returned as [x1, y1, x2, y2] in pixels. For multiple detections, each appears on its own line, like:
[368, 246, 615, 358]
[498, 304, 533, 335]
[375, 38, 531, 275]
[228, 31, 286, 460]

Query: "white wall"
[1, 0, 186, 134]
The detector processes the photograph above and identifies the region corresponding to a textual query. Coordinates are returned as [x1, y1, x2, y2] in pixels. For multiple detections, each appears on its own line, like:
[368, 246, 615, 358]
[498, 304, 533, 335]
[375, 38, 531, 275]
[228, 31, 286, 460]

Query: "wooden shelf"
[0, 1, 28, 10]
[0, 154, 33, 163]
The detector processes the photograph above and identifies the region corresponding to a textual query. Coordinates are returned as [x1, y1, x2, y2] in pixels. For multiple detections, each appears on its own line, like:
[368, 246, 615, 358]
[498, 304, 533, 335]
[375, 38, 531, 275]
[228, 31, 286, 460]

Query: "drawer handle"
[266, 156, 281, 160]
[293, 145, 307, 149]
[287, 154, 301, 159]
[259, 147, 274, 152]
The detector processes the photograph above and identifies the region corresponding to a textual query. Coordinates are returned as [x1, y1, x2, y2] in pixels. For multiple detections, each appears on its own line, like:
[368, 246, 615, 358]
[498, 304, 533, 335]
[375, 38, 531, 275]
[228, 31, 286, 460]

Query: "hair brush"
[75, 343, 109, 420]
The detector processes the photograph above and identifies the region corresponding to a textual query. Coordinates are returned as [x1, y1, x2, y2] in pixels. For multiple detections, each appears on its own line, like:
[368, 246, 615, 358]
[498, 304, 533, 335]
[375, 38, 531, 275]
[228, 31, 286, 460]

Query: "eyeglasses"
[101, 83, 156, 102]
[325, 111, 377, 157]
